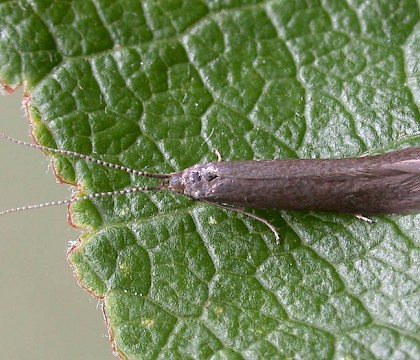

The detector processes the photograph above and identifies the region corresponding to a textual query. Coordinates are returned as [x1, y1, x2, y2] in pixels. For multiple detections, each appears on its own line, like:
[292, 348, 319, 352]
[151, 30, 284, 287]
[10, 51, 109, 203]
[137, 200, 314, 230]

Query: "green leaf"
[1, 1, 419, 359]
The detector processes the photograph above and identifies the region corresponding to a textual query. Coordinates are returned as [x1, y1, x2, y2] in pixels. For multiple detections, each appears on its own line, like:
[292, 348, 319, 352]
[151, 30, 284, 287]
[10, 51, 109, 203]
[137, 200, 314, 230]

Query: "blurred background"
[0, 90, 115, 359]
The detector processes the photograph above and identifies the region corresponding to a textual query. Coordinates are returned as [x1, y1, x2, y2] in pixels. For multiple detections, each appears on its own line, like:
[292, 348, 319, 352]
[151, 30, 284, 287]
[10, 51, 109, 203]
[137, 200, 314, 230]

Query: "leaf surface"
[1, 1, 419, 359]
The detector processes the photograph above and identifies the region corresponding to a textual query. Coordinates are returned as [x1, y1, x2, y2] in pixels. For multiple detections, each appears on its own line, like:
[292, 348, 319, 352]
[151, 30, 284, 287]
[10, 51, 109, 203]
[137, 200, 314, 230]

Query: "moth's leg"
[202, 201, 280, 244]
[212, 149, 223, 162]
[355, 214, 374, 223]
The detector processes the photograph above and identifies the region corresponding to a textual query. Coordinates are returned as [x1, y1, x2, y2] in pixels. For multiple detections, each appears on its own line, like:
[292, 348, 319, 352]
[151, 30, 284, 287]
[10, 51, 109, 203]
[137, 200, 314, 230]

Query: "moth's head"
[168, 172, 186, 194]
[168, 164, 219, 199]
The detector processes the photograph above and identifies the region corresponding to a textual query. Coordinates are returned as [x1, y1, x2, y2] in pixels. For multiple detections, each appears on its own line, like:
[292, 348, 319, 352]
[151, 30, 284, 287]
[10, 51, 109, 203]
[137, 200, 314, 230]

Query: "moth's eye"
[191, 171, 202, 183]
[204, 172, 217, 182]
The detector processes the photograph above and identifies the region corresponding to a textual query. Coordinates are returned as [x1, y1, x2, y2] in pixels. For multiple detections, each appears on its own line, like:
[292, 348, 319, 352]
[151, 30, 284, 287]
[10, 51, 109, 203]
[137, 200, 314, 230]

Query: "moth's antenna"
[0, 132, 170, 216]
[0, 132, 171, 179]
[0, 186, 162, 216]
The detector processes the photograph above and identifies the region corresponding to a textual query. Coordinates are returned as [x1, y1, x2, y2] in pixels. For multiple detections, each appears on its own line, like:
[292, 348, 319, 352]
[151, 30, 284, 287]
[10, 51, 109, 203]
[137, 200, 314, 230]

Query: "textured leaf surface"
[1, 1, 419, 359]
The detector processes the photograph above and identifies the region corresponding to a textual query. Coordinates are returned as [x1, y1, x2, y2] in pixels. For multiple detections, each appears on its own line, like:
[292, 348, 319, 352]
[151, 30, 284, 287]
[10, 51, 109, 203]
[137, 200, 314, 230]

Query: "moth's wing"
[208, 149, 420, 180]
[315, 158, 420, 192]
[383, 160, 420, 192]
[384, 159, 420, 174]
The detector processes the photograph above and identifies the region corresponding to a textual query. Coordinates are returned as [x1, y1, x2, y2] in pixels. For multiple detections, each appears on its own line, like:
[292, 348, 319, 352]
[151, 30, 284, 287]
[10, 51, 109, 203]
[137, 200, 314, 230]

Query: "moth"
[1, 132, 420, 243]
